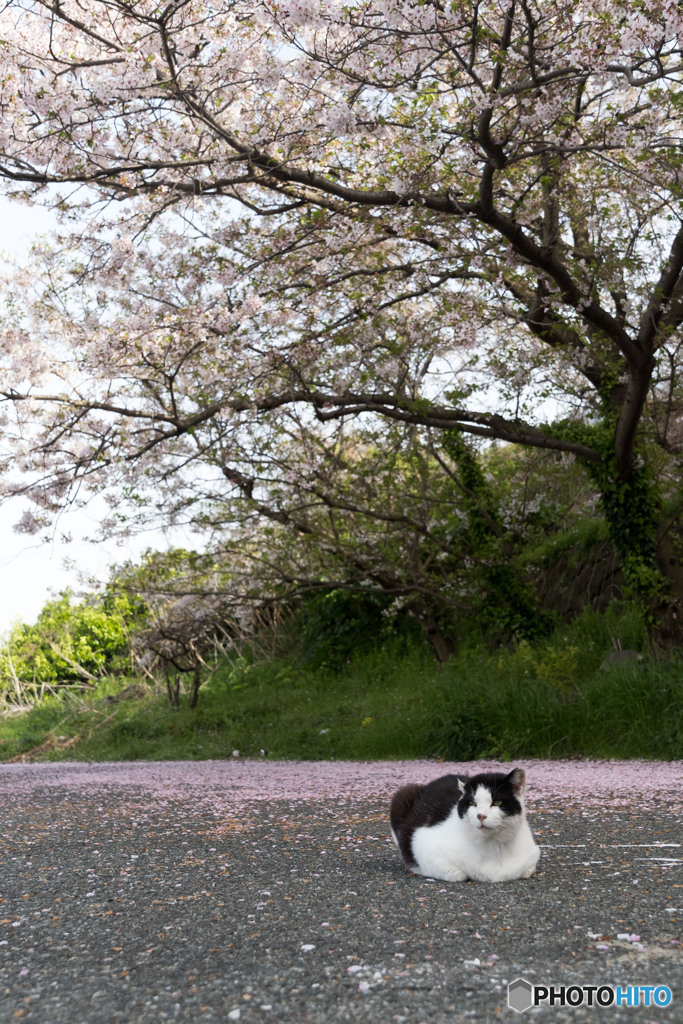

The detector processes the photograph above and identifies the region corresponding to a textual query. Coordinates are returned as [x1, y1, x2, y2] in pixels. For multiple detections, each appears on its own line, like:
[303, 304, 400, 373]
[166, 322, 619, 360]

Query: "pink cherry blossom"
[0, 759, 680, 809]
[0, 0, 682, 617]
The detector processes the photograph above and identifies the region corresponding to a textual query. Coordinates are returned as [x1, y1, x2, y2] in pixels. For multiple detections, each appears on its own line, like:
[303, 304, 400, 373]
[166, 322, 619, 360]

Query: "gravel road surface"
[0, 760, 681, 1023]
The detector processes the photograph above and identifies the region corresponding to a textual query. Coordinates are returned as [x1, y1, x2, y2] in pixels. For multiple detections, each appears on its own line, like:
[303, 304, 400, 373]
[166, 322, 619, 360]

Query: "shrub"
[1, 592, 129, 689]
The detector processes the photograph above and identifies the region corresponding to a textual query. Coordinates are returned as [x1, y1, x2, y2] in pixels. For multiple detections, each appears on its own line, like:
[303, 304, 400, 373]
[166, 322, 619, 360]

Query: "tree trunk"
[589, 453, 683, 644]
[189, 665, 202, 709]
[408, 601, 454, 662]
[164, 666, 181, 709]
[655, 526, 683, 646]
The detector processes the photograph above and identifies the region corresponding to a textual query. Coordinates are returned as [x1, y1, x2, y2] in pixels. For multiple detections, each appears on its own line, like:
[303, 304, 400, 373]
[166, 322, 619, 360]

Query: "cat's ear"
[506, 768, 526, 794]
[457, 777, 466, 793]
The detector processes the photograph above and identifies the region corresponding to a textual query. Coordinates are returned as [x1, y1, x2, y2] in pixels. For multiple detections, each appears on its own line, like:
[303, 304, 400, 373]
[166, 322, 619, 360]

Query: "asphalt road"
[0, 762, 681, 1023]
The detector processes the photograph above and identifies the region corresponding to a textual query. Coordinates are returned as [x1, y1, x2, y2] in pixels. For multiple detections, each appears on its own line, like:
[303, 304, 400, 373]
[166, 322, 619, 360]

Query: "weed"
[0, 603, 680, 763]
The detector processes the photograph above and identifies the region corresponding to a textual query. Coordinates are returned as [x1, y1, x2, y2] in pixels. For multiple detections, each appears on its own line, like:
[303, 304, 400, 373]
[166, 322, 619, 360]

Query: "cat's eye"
[493, 800, 502, 806]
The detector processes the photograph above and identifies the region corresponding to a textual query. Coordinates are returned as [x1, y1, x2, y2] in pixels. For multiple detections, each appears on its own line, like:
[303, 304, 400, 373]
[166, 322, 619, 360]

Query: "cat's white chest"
[410, 806, 539, 883]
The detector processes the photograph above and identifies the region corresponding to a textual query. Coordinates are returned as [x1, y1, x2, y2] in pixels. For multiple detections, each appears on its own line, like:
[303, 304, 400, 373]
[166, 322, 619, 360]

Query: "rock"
[599, 649, 643, 672]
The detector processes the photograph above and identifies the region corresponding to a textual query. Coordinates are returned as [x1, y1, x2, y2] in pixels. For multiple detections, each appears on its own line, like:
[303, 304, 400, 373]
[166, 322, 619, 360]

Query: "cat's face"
[457, 769, 525, 836]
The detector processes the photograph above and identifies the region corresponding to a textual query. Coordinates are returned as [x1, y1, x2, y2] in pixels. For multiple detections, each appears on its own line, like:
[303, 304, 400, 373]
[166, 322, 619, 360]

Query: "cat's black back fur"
[390, 774, 467, 868]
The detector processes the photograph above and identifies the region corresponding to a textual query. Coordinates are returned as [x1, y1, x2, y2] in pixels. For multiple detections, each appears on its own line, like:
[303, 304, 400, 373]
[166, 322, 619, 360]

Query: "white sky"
[0, 198, 183, 636]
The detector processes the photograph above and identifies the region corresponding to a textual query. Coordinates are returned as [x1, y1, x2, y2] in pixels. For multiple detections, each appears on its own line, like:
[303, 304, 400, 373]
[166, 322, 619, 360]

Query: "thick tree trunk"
[425, 625, 455, 664]
[575, 449, 683, 645]
[655, 527, 683, 646]
[408, 601, 454, 662]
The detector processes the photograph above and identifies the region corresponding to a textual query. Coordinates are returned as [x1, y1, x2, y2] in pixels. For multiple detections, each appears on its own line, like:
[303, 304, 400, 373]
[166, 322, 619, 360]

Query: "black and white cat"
[390, 768, 540, 882]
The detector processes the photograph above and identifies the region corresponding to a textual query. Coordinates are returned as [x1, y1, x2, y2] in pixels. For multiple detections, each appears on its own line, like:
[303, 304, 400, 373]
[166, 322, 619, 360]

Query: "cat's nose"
[477, 813, 487, 822]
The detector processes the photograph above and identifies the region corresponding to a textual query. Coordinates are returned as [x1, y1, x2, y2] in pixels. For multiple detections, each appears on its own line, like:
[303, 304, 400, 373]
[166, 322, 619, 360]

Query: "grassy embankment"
[1, 603, 681, 763]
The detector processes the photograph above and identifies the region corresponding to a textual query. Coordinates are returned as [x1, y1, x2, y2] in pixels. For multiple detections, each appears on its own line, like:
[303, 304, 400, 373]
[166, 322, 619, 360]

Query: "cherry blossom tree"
[102, 421, 566, 662]
[2, 0, 683, 629]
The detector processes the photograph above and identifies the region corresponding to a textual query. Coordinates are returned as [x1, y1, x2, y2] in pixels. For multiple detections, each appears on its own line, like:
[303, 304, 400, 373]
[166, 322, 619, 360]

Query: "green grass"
[425, 650, 683, 761]
[0, 648, 441, 762]
[1, 604, 682, 762]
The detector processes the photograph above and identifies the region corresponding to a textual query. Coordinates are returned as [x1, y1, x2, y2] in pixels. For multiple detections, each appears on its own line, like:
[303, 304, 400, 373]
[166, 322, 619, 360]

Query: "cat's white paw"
[518, 856, 539, 878]
[432, 863, 468, 882]
[443, 868, 468, 882]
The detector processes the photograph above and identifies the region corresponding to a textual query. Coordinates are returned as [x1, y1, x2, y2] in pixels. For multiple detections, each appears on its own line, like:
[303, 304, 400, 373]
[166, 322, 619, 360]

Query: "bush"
[425, 603, 678, 761]
[1, 591, 130, 691]
[295, 589, 422, 670]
